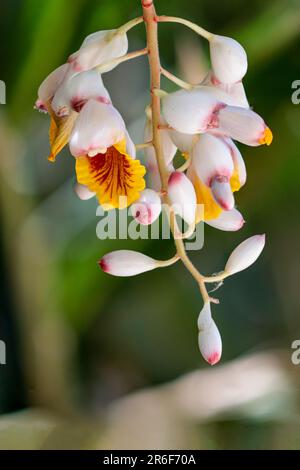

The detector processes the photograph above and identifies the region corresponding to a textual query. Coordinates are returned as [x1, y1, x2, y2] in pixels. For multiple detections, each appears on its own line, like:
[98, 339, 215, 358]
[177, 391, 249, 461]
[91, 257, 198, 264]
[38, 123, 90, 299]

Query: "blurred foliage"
[0, 0, 300, 449]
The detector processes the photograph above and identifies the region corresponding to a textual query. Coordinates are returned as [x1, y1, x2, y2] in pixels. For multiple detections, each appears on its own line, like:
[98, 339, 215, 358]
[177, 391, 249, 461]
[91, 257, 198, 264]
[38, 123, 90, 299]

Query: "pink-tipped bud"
[192, 134, 234, 189]
[225, 234, 266, 275]
[130, 189, 162, 225]
[217, 106, 273, 147]
[206, 208, 245, 231]
[168, 171, 197, 225]
[197, 302, 222, 366]
[99, 250, 157, 277]
[210, 176, 235, 211]
[73, 183, 95, 200]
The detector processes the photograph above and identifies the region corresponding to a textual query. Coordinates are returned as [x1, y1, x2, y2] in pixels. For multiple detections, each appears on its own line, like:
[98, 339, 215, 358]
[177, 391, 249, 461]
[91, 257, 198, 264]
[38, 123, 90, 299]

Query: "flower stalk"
[142, 0, 211, 304]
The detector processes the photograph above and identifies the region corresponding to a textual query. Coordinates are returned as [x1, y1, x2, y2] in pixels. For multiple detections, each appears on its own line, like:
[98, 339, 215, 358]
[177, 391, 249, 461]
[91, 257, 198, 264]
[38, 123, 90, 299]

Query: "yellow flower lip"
[75, 140, 146, 210]
[259, 127, 273, 146]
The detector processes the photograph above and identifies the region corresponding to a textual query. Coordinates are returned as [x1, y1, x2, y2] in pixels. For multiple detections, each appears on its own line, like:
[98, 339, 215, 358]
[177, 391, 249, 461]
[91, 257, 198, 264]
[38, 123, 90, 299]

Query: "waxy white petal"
[52, 70, 111, 116]
[168, 129, 199, 154]
[168, 171, 197, 225]
[68, 29, 128, 72]
[217, 106, 273, 146]
[69, 100, 126, 157]
[99, 250, 156, 276]
[210, 178, 235, 211]
[192, 134, 234, 187]
[35, 63, 69, 111]
[223, 137, 246, 187]
[162, 88, 221, 134]
[203, 71, 249, 108]
[225, 234, 266, 275]
[210, 35, 248, 84]
[74, 183, 95, 200]
[130, 189, 162, 225]
[197, 302, 212, 331]
[198, 303, 222, 366]
[206, 208, 245, 231]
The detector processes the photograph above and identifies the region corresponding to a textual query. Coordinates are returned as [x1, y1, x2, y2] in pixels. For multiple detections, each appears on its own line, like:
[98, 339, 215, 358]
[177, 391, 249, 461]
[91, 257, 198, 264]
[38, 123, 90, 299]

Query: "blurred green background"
[0, 0, 300, 450]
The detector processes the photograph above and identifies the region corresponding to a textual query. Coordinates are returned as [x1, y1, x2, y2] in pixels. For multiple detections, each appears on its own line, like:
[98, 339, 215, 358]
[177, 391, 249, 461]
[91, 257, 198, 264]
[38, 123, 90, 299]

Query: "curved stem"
[156, 254, 180, 268]
[142, 0, 210, 304]
[161, 67, 194, 90]
[203, 271, 229, 283]
[95, 48, 148, 73]
[116, 16, 144, 35]
[158, 15, 213, 41]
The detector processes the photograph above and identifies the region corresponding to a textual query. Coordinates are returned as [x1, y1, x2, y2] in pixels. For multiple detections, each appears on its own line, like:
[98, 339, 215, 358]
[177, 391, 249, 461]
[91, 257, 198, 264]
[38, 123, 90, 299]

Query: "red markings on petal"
[98, 258, 109, 272]
[207, 351, 221, 365]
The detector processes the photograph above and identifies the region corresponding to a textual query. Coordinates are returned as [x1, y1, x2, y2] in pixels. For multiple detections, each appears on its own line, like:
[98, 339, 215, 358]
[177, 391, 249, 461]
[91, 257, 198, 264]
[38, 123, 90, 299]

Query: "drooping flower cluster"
[35, 27, 146, 210]
[35, 1, 272, 366]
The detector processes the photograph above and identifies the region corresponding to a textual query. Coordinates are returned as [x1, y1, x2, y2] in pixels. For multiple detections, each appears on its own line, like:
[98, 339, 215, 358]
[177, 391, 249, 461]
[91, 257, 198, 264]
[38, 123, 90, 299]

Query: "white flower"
[168, 171, 197, 225]
[99, 250, 157, 276]
[225, 234, 266, 275]
[198, 302, 222, 365]
[192, 134, 234, 186]
[191, 134, 235, 211]
[202, 71, 249, 108]
[209, 34, 248, 84]
[162, 87, 220, 134]
[51, 70, 111, 117]
[35, 64, 69, 112]
[206, 208, 245, 231]
[69, 100, 126, 157]
[68, 29, 128, 72]
[162, 89, 272, 147]
[217, 106, 273, 146]
[130, 189, 162, 225]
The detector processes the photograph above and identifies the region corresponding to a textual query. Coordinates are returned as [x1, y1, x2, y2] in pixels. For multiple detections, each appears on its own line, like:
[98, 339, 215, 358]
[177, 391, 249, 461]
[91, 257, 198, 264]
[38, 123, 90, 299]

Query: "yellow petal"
[46, 102, 77, 162]
[75, 144, 146, 210]
[189, 170, 222, 222]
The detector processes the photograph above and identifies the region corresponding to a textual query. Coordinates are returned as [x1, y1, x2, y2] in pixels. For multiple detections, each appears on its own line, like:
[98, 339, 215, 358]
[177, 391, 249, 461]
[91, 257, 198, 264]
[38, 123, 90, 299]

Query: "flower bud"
[168, 171, 197, 225]
[225, 234, 266, 275]
[99, 250, 157, 277]
[68, 29, 128, 72]
[35, 64, 69, 112]
[217, 106, 273, 147]
[209, 35, 248, 84]
[210, 176, 235, 211]
[74, 183, 95, 200]
[206, 208, 245, 231]
[192, 134, 234, 187]
[198, 302, 222, 366]
[130, 189, 162, 225]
